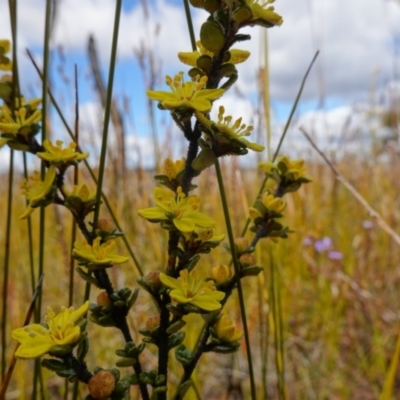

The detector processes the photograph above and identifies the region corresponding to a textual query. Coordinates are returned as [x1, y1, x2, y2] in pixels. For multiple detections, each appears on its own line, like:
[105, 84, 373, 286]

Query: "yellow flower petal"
[228, 49, 250, 64]
[160, 270, 225, 311]
[73, 237, 129, 265]
[139, 187, 216, 233]
[12, 301, 89, 359]
[147, 73, 224, 113]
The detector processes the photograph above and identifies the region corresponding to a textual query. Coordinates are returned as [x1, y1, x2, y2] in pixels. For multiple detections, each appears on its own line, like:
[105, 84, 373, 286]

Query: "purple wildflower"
[314, 236, 332, 253]
[328, 251, 343, 260]
[362, 220, 374, 230]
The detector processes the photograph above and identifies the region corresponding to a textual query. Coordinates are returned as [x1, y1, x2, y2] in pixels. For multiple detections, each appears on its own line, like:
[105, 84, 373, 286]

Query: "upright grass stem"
[2, 0, 19, 382]
[68, 65, 79, 400]
[33, 1, 53, 398]
[215, 160, 256, 400]
[183, 0, 196, 51]
[1, 150, 14, 381]
[92, 0, 122, 233]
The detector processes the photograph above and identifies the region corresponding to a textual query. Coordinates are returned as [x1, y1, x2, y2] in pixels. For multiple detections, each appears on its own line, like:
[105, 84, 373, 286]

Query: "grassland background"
[2, 152, 400, 399]
[1, 0, 400, 398]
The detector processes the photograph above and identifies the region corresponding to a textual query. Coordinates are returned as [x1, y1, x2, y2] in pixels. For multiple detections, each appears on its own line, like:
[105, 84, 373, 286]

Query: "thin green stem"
[2, 0, 19, 381]
[23, 154, 36, 294]
[34, 1, 53, 398]
[1, 149, 14, 381]
[269, 249, 285, 400]
[215, 159, 256, 400]
[37, 0, 52, 319]
[85, 0, 123, 308]
[257, 274, 268, 399]
[276, 262, 286, 399]
[92, 0, 122, 232]
[240, 51, 319, 237]
[182, 0, 196, 51]
[68, 65, 80, 400]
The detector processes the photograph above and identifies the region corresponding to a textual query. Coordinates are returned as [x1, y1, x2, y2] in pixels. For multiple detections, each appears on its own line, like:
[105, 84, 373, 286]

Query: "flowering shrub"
[0, 1, 313, 398]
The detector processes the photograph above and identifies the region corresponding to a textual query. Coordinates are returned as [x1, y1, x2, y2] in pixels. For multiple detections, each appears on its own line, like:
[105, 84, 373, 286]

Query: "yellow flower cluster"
[20, 166, 56, 219]
[12, 301, 89, 359]
[63, 182, 96, 202]
[163, 157, 186, 180]
[0, 98, 42, 139]
[178, 40, 250, 67]
[259, 155, 309, 181]
[73, 237, 129, 266]
[245, 0, 283, 26]
[249, 191, 286, 221]
[214, 312, 243, 343]
[215, 105, 264, 152]
[138, 186, 215, 233]
[147, 72, 224, 113]
[0, 40, 12, 71]
[37, 139, 89, 166]
[160, 269, 225, 311]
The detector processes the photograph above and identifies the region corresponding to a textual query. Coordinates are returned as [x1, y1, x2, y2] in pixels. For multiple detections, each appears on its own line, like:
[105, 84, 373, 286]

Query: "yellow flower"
[195, 227, 225, 243]
[0, 40, 12, 71]
[277, 155, 308, 180]
[73, 237, 129, 266]
[138, 186, 215, 233]
[163, 157, 186, 180]
[147, 72, 224, 113]
[0, 99, 42, 135]
[211, 264, 232, 284]
[214, 106, 264, 152]
[160, 270, 225, 311]
[20, 165, 56, 219]
[11, 301, 89, 359]
[259, 156, 311, 182]
[214, 312, 243, 342]
[37, 139, 89, 166]
[246, 0, 283, 26]
[178, 40, 250, 67]
[63, 182, 96, 202]
[249, 192, 286, 220]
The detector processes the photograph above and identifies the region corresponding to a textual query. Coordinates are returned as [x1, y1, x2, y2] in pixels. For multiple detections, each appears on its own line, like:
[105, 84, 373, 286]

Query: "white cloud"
[2, 0, 400, 105]
[1, 0, 400, 170]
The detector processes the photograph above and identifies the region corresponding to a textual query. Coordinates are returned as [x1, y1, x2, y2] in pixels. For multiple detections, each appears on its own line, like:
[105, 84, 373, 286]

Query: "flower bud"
[88, 370, 116, 399]
[145, 271, 162, 290]
[197, 228, 214, 242]
[239, 253, 257, 267]
[211, 264, 232, 284]
[234, 237, 249, 253]
[97, 291, 112, 306]
[146, 315, 160, 331]
[97, 218, 115, 233]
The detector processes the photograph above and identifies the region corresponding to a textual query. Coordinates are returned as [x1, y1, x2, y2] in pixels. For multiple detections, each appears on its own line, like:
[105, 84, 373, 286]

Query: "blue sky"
[1, 0, 400, 168]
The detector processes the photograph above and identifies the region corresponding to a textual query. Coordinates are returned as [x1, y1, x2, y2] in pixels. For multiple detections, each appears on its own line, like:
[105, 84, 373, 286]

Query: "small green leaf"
[177, 380, 192, 397]
[200, 21, 225, 53]
[41, 358, 66, 372]
[77, 337, 89, 361]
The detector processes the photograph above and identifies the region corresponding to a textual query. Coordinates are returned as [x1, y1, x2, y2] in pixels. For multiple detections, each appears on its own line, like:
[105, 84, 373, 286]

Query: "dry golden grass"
[2, 152, 400, 399]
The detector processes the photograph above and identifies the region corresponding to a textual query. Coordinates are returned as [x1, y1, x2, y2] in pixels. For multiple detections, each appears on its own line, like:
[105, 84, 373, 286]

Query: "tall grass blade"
[215, 160, 256, 400]
[2, 0, 19, 383]
[85, 0, 123, 301]
[183, 0, 197, 51]
[1, 149, 14, 381]
[379, 325, 400, 400]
